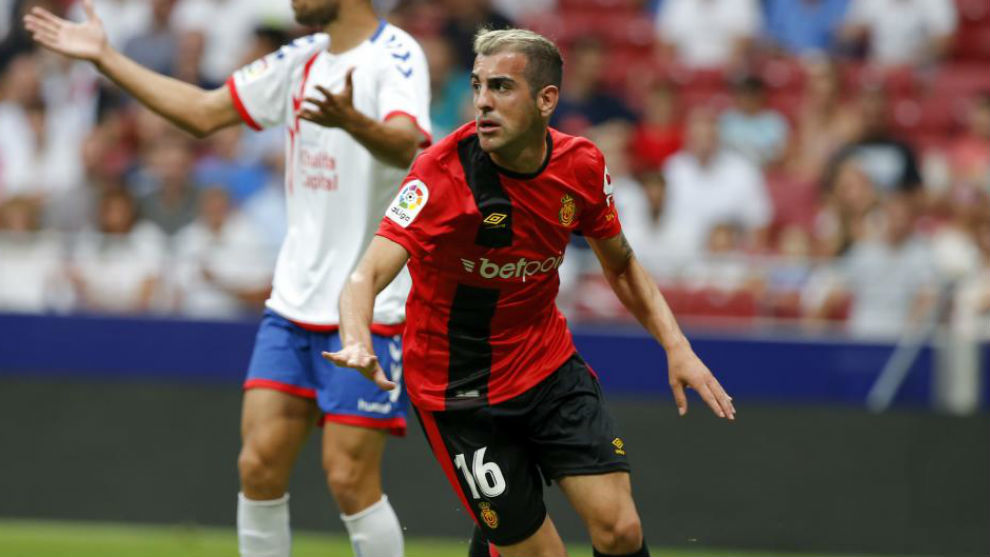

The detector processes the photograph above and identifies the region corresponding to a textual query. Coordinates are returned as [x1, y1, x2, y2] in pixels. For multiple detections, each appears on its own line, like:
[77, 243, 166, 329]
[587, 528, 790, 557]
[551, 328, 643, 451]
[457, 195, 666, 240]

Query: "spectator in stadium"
[946, 93, 990, 186]
[683, 221, 758, 292]
[951, 216, 990, 340]
[439, 0, 514, 70]
[661, 107, 772, 258]
[0, 52, 86, 202]
[629, 80, 683, 173]
[819, 192, 937, 337]
[827, 86, 922, 194]
[763, 0, 850, 57]
[655, 0, 761, 69]
[421, 34, 472, 139]
[718, 75, 790, 166]
[193, 126, 268, 204]
[121, 0, 179, 76]
[68, 188, 167, 314]
[44, 119, 128, 232]
[793, 57, 859, 182]
[550, 36, 635, 135]
[814, 159, 881, 257]
[840, 0, 957, 67]
[170, 0, 295, 86]
[173, 187, 274, 319]
[0, 195, 63, 312]
[134, 136, 199, 235]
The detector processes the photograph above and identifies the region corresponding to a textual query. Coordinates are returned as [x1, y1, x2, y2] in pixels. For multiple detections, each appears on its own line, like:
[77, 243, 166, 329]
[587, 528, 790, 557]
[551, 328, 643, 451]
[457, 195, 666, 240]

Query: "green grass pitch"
[0, 520, 904, 557]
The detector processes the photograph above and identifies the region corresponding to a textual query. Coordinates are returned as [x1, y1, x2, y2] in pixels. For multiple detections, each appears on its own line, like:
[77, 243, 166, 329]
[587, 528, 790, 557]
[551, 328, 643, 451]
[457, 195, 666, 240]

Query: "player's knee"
[238, 446, 288, 499]
[590, 512, 642, 554]
[323, 453, 371, 509]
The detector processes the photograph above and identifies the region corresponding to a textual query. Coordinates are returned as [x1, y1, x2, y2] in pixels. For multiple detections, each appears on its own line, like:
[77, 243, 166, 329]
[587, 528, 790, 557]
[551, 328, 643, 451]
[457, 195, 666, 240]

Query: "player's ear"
[536, 85, 558, 119]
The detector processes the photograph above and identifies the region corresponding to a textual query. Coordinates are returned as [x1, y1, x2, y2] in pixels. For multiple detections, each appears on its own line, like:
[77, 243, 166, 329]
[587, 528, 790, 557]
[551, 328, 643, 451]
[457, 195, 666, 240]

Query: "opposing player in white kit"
[25, 1, 430, 556]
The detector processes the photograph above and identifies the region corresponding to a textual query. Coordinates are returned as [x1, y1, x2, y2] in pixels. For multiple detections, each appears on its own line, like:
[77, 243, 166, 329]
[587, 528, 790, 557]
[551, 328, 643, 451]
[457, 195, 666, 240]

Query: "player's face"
[471, 52, 544, 154]
[291, 0, 338, 26]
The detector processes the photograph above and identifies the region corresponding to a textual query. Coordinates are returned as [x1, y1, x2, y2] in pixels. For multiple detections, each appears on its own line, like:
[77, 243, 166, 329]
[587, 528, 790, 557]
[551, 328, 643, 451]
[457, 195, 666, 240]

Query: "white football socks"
[340, 495, 404, 557]
[238, 492, 291, 557]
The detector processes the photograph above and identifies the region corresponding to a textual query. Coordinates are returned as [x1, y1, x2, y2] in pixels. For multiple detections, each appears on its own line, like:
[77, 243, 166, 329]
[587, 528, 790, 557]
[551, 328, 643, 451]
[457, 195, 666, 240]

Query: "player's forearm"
[604, 257, 690, 352]
[343, 112, 419, 169]
[339, 271, 377, 351]
[94, 47, 229, 137]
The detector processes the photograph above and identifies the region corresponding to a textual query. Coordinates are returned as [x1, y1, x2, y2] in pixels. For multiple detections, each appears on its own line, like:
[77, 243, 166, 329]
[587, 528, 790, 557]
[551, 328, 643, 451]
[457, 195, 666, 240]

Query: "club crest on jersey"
[559, 194, 577, 226]
[479, 502, 499, 529]
[386, 180, 429, 228]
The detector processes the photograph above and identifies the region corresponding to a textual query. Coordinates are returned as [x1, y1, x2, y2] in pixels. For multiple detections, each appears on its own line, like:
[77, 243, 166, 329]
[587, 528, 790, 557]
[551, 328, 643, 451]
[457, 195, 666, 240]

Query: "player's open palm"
[24, 0, 108, 63]
[667, 348, 735, 420]
[322, 342, 396, 392]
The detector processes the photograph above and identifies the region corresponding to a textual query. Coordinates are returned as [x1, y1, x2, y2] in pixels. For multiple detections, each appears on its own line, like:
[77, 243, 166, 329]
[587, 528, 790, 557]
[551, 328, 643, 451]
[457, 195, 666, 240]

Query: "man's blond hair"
[473, 28, 563, 97]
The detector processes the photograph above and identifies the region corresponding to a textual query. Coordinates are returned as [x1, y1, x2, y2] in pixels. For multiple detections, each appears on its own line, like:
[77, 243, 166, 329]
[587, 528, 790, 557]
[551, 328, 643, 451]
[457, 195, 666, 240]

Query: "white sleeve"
[376, 33, 433, 147]
[226, 35, 327, 131]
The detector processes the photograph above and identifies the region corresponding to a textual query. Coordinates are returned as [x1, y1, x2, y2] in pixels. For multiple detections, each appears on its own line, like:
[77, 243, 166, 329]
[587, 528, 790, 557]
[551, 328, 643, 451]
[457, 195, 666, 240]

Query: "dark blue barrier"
[1, 312, 987, 407]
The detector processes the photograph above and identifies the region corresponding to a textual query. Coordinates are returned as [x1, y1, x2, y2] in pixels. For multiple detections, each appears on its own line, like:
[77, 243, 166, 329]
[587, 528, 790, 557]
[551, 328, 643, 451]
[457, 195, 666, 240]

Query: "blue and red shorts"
[244, 309, 408, 436]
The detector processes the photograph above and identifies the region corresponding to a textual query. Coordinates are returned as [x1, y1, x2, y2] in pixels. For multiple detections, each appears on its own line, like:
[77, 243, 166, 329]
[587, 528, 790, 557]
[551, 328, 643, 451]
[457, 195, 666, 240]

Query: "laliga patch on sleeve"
[235, 56, 274, 85]
[385, 179, 429, 228]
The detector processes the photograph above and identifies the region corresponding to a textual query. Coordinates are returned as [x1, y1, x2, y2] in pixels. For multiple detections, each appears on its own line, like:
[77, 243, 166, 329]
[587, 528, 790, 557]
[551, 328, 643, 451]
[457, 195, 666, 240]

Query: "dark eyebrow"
[469, 74, 516, 88]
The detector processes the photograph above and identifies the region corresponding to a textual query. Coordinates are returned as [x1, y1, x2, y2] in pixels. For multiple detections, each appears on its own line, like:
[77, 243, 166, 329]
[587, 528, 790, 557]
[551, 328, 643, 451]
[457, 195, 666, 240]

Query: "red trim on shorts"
[288, 319, 405, 337]
[417, 410, 479, 527]
[226, 77, 262, 131]
[489, 543, 500, 557]
[384, 110, 433, 148]
[320, 413, 407, 437]
[243, 378, 317, 399]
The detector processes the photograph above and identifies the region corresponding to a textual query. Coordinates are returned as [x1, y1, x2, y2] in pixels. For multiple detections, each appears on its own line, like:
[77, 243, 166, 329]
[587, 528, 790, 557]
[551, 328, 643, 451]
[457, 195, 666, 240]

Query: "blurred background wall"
[1, 0, 988, 554]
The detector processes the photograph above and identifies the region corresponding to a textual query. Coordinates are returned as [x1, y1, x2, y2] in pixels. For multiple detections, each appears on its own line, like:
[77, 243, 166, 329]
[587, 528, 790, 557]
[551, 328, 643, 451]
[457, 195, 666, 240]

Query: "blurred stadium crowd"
[0, 0, 987, 339]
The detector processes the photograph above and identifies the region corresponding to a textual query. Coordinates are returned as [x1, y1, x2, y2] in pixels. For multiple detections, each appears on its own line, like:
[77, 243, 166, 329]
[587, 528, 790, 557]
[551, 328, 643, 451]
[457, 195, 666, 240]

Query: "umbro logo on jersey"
[483, 213, 507, 227]
[460, 255, 564, 280]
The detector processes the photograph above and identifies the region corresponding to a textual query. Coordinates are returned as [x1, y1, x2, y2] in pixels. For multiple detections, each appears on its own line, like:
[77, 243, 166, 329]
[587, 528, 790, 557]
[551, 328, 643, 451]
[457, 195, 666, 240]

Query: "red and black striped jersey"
[377, 122, 621, 411]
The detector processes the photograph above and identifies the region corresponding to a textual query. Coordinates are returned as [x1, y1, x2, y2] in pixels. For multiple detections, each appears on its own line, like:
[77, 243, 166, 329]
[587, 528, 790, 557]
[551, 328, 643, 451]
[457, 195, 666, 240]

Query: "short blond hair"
[473, 28, 563, 96]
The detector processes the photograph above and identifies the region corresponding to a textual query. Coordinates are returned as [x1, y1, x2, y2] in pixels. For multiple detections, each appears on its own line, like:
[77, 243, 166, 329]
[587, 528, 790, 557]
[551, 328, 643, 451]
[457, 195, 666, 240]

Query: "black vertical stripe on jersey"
[445, 284, 500, 409]
[457, 135, 513, 248]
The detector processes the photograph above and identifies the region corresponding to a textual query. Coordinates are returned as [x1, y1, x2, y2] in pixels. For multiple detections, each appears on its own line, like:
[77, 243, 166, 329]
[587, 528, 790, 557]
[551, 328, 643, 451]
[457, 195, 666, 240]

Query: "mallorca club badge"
[559, 193, 576, 226]
[479, 502, 499, 529]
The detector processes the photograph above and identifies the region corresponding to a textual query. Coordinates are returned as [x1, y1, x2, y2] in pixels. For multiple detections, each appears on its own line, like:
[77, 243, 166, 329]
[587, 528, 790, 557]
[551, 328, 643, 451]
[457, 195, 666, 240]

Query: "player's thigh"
[557, 471, 640, 535]
[240, 388, 319, 473]
[320, 420, 387, 481]
[415, 407, 548, 548]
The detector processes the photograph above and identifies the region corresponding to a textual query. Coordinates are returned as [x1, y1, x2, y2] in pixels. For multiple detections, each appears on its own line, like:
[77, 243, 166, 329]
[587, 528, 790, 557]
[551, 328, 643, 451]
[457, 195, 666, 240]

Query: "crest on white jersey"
[386, 179, 429, 228]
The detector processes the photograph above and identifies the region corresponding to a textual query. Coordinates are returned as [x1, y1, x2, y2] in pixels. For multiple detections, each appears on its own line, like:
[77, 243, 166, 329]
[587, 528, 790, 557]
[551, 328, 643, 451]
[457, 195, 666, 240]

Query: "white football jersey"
[226, 22, 431, 327]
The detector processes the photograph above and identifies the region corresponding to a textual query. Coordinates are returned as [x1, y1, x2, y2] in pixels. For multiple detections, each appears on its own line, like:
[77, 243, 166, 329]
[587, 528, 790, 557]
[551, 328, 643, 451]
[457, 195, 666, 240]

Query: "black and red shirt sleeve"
[577, 144, 623, 240]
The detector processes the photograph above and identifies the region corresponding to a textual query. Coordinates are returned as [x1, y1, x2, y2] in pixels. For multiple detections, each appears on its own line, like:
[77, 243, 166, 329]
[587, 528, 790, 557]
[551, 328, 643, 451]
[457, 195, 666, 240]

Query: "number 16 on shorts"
[454, 447, 506, 498]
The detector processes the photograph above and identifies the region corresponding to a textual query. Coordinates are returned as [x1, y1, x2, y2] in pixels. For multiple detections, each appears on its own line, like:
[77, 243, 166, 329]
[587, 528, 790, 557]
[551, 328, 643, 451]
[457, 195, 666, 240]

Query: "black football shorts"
[415, 353, 631, 546]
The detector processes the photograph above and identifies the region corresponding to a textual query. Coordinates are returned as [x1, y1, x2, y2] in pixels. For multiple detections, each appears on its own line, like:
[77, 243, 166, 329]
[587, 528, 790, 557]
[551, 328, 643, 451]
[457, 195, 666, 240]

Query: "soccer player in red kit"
[326, 28, 736, 557]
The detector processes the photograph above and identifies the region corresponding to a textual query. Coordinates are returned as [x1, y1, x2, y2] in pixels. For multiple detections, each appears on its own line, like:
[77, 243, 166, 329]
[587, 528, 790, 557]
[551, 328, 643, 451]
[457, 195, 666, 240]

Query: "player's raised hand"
[667, 347, 735, 420]
[322, 341, 396, 391]
[23, 0, 108, 63]
[299, 68, 357, 129]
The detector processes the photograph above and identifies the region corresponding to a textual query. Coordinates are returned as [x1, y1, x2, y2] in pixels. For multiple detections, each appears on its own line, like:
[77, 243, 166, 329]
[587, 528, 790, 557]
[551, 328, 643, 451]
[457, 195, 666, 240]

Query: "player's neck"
[490, 130, 549, 176]
[325, 7, 381, 54]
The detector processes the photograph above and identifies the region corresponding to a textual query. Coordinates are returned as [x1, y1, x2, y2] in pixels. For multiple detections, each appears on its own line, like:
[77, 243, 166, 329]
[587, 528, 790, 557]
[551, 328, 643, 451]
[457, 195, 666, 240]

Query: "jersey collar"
[491, 133, 554, 180]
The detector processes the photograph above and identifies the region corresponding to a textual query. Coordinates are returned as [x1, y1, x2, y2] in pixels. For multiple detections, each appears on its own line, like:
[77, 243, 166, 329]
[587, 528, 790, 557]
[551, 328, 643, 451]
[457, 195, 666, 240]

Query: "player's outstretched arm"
[322, 236, 410, 390]
[24, 0, 239, 137]
[586, 232, 736, 421]
[299, 68, 425, 168]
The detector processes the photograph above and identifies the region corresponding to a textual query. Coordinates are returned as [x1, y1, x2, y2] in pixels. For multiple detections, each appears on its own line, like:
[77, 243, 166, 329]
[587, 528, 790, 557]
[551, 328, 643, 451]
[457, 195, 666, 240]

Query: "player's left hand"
[322, 341, 396, 391]
[667, 346, 735, 420]
[299, 67, 358, 129]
